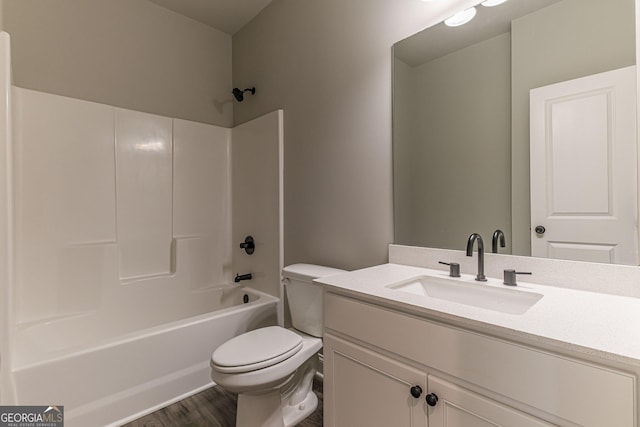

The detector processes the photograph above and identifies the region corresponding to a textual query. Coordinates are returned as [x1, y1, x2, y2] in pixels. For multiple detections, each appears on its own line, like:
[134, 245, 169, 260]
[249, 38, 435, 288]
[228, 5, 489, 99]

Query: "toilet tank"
[282, 263, 346, 338]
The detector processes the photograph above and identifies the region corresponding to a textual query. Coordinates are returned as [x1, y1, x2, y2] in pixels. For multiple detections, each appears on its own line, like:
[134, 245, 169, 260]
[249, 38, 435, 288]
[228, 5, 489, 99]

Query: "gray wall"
[232, 0, 480, 270]
[394, 33, 512, 251]
[0, 0, 233, 126]
[0, 0, 491, 271]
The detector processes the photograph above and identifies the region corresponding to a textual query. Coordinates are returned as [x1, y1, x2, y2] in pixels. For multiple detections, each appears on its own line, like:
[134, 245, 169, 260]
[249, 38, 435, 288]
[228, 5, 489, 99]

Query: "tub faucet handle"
[239, 236, 255, 255]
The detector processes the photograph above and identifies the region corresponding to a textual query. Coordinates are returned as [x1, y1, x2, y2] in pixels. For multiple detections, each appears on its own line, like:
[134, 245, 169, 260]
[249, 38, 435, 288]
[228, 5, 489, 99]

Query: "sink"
[388, 275, 543, 315]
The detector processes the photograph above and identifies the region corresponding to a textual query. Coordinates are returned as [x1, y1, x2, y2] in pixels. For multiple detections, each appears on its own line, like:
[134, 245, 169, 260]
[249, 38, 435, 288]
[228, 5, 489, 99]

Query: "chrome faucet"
[466, 233, 487, 281]
[492, 229, 505, 253]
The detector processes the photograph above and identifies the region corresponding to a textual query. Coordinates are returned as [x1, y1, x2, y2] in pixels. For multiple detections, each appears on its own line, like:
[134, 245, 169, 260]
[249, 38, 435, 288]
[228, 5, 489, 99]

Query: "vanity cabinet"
[323, 292, 636, 427]
[324, 334, 551, 427]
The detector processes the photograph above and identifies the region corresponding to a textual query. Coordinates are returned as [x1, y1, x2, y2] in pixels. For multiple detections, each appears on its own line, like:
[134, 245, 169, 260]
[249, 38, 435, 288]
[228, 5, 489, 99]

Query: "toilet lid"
[211, 326, 303, 374]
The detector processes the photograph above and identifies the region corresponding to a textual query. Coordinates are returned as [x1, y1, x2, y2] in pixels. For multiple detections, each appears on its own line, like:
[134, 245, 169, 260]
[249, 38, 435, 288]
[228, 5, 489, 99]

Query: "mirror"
[393, 0, 636, 263]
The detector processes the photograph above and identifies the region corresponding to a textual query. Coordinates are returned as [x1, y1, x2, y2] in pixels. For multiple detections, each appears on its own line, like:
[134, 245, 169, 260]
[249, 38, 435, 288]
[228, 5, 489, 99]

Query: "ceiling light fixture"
[481, 0, 509, 6]
[444, 7, 477, 27]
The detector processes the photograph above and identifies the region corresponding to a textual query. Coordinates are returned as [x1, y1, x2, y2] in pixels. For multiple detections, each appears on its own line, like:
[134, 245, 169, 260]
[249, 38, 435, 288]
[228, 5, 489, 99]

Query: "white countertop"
[315, 263, 640, 367]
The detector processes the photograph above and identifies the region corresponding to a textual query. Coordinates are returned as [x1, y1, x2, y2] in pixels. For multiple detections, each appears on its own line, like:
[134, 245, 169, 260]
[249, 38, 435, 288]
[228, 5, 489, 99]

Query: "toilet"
[210, 263, 346, 427]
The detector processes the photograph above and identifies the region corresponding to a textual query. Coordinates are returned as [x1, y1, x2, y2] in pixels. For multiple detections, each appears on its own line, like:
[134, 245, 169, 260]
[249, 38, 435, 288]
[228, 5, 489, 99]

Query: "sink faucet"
[466, 233, 487, 281]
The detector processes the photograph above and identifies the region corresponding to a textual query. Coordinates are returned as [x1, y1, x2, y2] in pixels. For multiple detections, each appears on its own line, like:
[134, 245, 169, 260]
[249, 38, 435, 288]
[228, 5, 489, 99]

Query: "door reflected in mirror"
[393, 0, 636, 264]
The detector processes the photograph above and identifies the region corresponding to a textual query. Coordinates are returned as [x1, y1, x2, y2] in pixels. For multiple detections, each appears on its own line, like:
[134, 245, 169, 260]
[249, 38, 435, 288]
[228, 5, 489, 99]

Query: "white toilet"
[210, 263, 346, 427]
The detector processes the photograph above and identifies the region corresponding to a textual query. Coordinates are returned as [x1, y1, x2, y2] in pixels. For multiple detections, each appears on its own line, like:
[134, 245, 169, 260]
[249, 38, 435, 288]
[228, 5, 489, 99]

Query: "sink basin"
[388, 275, 543, 315]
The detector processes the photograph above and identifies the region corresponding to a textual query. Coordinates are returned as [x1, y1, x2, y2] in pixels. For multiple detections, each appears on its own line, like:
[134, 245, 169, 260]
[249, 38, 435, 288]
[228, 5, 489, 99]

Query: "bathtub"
[10, 286, 278, 427]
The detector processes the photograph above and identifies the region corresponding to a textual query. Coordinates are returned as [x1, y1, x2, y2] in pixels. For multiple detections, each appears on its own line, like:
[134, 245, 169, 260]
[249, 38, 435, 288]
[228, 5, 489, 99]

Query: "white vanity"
[316, 245, 640, 426]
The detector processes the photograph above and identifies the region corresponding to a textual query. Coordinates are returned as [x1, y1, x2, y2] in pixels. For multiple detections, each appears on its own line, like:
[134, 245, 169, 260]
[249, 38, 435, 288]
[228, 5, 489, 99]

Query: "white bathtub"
[10, 286, 278, 427]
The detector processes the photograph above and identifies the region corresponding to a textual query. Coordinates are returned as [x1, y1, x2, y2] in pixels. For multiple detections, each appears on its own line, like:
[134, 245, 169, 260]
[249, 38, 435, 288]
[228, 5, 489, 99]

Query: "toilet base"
[236, 391, 284, 427]
[282, 388, 318, 426]
[235, 386, 318, 427]
[234, 357, 319, 427]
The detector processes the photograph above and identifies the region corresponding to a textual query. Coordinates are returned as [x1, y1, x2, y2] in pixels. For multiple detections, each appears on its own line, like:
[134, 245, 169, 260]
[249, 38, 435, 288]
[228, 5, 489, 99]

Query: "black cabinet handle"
[410, 385, 422, 398]
[425, 393, 439, 407]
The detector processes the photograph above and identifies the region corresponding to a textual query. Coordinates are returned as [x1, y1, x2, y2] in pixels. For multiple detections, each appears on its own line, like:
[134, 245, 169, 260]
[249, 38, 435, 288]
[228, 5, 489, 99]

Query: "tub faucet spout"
[466, 233, 487, 282]
[235, 273, 252, 283]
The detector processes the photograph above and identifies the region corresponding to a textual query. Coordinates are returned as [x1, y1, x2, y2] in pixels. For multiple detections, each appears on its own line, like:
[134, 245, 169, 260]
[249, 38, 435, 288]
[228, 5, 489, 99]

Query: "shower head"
[232, 87, 256, 102]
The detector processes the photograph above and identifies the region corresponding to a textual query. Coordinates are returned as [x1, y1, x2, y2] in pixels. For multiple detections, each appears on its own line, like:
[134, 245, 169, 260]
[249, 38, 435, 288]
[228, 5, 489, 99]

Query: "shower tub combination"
[2, 41, 284, 427]
[11, 286, 277, 427]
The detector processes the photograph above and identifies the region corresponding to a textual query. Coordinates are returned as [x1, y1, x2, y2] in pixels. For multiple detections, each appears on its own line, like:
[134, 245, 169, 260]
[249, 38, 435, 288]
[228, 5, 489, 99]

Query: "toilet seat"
[212, 326, 303, 374]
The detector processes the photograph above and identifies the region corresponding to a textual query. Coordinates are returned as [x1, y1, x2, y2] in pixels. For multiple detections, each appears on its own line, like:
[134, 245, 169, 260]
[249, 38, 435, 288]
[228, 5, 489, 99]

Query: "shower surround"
[13, 88, 234, 324]
[0, 33, 284, 425]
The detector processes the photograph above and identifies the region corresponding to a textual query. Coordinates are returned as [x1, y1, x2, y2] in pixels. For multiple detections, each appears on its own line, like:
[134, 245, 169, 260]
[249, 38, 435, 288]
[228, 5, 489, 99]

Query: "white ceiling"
[148, 0, 273, 35]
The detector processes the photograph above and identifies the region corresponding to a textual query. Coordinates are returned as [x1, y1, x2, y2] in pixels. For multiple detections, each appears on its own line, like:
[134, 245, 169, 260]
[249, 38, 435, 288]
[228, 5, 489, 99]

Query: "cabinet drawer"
[324, 292, 636, 426]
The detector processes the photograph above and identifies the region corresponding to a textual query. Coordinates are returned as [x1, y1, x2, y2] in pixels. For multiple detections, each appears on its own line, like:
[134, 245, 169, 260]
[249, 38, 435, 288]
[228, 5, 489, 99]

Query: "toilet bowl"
[210, 264, 346, 427]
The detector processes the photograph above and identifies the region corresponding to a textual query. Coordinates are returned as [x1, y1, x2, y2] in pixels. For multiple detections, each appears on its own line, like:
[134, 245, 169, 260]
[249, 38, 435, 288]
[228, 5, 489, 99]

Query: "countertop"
[315, 263, 640, 367]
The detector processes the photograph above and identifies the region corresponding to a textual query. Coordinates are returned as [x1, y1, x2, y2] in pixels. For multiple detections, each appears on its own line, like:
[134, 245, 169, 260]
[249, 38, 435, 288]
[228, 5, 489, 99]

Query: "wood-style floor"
[122, 380, 323, 427]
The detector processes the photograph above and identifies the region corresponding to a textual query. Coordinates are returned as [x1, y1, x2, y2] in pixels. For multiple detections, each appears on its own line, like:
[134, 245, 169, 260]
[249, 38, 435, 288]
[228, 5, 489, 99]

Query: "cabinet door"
[427, 375, 553, 427]
[324, 333, 427, 427]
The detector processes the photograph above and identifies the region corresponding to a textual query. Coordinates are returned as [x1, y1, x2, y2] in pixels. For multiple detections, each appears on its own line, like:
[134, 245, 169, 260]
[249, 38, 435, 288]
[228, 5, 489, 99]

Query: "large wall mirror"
[393, 0, 637, 264]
